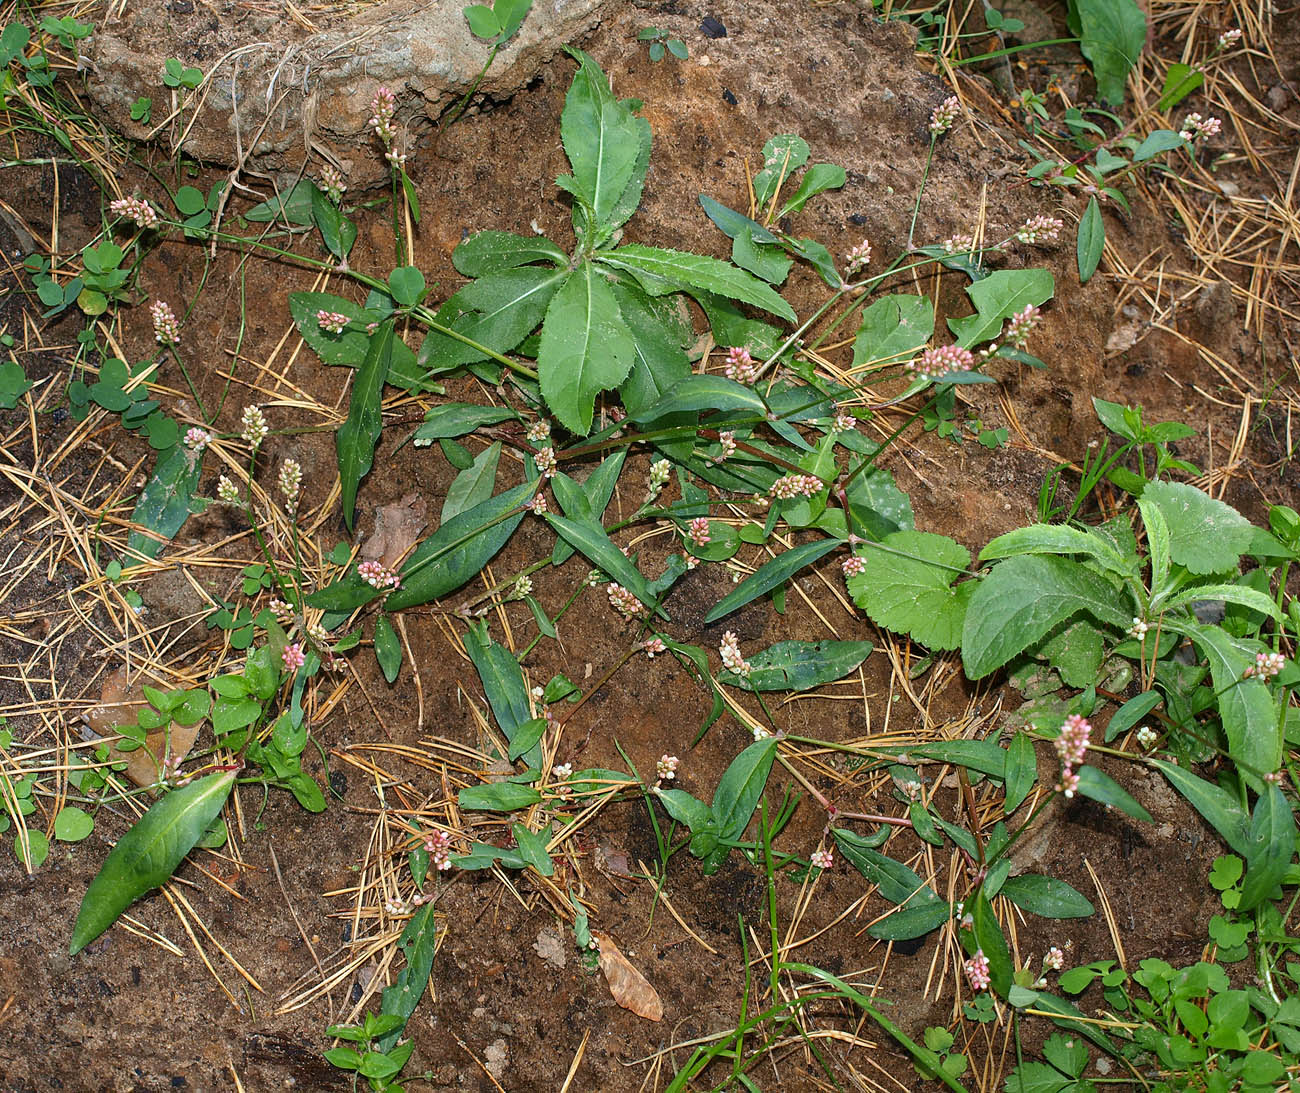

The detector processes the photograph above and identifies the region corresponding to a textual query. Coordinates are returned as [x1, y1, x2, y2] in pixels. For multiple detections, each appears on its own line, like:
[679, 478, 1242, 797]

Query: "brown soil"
[2, 1, 1297, 1091]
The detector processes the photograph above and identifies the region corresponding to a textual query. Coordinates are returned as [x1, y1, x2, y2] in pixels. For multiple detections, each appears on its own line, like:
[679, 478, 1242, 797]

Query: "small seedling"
[637, 26, 688, 63]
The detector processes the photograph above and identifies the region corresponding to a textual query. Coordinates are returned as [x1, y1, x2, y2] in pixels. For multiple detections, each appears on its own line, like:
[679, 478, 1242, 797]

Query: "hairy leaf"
[848, 531, 973, 651]
[598, 244, 796, 321]
[1140, 480, 1253, 575]
[452, 231, 566, 278]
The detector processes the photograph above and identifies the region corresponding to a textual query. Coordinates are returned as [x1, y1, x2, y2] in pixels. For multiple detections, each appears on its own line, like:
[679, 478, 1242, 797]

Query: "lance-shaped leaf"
[711, 736, 777, 843]
[70, 770, 236, 954]
[630, 373, 767, 423]
[125, 443, 203, 563]
[537, 262, 635, 435]
[464, 618, 540, 767]
[718, 639, 873, 692]
[776, 163, 846, 218]
[441, 441, 500, 522]
[545, 512, 662, 616]
[386, 481, 533, 610]
[550, 450, 627, 565]
[377, 903, 438, 1051]
[704, 538, 841, 624]
[337, 321, 393, 531]
[598, 244, 796, 322]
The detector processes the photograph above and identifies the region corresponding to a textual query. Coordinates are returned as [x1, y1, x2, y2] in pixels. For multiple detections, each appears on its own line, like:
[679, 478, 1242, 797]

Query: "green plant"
[323, 1011, 417, 1092]
[161, 57, 202, 90]
[636, 26, 688, 63]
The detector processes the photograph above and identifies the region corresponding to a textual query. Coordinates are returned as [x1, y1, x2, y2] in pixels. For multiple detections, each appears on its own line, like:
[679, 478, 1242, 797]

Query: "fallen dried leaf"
[594, 931, 663, 1021]
[83, 668, 199, 788]
[361, 492, 427, 569]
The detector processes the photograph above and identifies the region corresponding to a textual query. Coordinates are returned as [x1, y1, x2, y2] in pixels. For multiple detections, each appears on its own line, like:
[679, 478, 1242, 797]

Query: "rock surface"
[84, 0, 614, 183]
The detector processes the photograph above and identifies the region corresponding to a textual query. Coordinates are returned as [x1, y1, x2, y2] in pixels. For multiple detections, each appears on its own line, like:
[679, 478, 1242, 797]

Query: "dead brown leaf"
[83, 668, 199, 788]
[361, 492, 427, 569]
[594, 931, 663, 1021]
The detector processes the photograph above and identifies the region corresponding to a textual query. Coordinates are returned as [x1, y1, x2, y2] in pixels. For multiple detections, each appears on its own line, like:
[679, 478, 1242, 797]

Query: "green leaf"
[374, 616, 402, 684]
[654, 787, 715, 833]
[698, 194, 782, 245]
[852, 294, 934, 368]
[866, 899, 951, 941]
[629, 373, 766, 424]
[1149, 758, 1249, 856]
[1038, 619, 1105, 689]
[949, 268, 1055, 349]
[386, 482, 533, 610]
[376, 901, 437, 1050]
[1169, 621, 1280, 780]
[777, 163, 846, 217]
[463, 618, 538, 765]
[336, 321, 392, 531]
[1140, 480, 1253, 575]
[536, 263, 635, 435]
[1239, 785, 1294, 911]
[545, 512, 661, 617]
[1162, 582, 1281, 622]
[710, 737, 777, 843]
[551, 450, 627, 565]
[1105, 690, 1161, 743]
[898, 740, 1007, 780]
[704, 538, 841, 625]
[1133, 129, 1185, 163]
[387, 266, 426, 307]
[1077, 196, 1104, 283]
[1158, 63, 1204, 110]
[458, 783, 541, 812]
[718, 639, 873, 692]
[1074, 0, 1147, 105]
[970, 886, 1013, 995]
[507, 717, 548, 762]
[558, 54, 643, 239]
[412, 402, 516, 443]
[323, 1047, 363, 1069]
[598, 244, 796, 322]
[15, 829, 49, 869]
[0, 360, 34, 408]
[463, 3, 501, 37]
[961, 555, 1129, 679]
[452, 231, 567, 278]
[609, 282, 693, 417]
[1074, 765, 1152, 822]
[70, 770, 236, 954]
[513, 823, 555, 876]
[1004, 732, 1036, 814]
[834, 829, 941, 907]
[125, 443, 203, 563]
[419, 266, 567, 374]
[244, 179, 316, 226]
[310, 184, 356, 260]
[753, 135, 810, 207]
[54, 806, 95, 842]
[173, 185, 206, 216]
[732, 225, 793, 284]
[1000, 874, 1094, 918]
[441, 441, 500, 522]
[847, 531, 973, 651]
[287, 292, 372, 366]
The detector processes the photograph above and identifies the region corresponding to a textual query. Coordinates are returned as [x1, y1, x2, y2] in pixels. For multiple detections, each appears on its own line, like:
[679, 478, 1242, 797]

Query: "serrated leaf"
[1000, 874, 1095, 918]
[1077, 196, 1104, 283]
[852, 294, 934, 368]
[452, 231, 567, 278]
[1140, 480, 1253, 575]
[704, 538, 840, 625]
[561, 90, 641, 238]
[420, 267, 565, 375]
[718, 639, 873, 692]
[980, 522, 1134, 578]
[442, 441, 500, 522]
[337, 321, 392, 531]
[374, 615, 402, 684]
[847, 531, 973, 651]
[537, 263, 634, 435]
[1038, 618, 1104, 688]
[962, 555, 1130, 679]
[386, 481, 533, 610]
[949, 268, 1055, 349]
[610, 282, 692, 418]
[598, 244, 796, 322]
[69, 770, 235, 954]
[1239, 785, 1294, 911]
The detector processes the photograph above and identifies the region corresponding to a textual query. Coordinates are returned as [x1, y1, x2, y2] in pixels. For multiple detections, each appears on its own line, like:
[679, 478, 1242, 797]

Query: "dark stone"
[721, 88, 737, 105]
[700, 15, 727, 38]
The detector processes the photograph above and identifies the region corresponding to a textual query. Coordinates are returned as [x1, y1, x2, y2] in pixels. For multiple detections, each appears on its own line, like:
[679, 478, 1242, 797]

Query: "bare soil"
[2, 1, 1297, 1091]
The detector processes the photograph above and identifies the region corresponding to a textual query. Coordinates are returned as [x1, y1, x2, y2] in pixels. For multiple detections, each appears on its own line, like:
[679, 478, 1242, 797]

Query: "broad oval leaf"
[718, 639, 873, 692]
[852, 294, 934, 369]
[847, 531, 973, 651]
[654, 787, 715, 834]
[452, 231, 567, 278]
[999, 874, 1095, 918]
[1140, 480, 1253, 576]
[70, 770, 235, 954]
[441, 441, 500, 522]
[1075, 0, 1147, 106]
[598, 244, 796, 322]
[948, 268, 1054, 349]
[962, 554, 1130, 679]
[704, 538, 841, 625]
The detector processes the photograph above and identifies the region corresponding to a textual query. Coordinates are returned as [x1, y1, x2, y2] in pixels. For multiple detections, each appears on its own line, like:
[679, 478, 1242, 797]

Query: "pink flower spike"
[688, 517, 711, 547]
[964, 950, 991, 991]
[281, 643, 306, 672]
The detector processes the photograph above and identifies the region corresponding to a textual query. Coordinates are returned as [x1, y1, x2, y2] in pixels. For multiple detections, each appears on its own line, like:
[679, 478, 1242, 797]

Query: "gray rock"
[84, 0, 614, 184]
